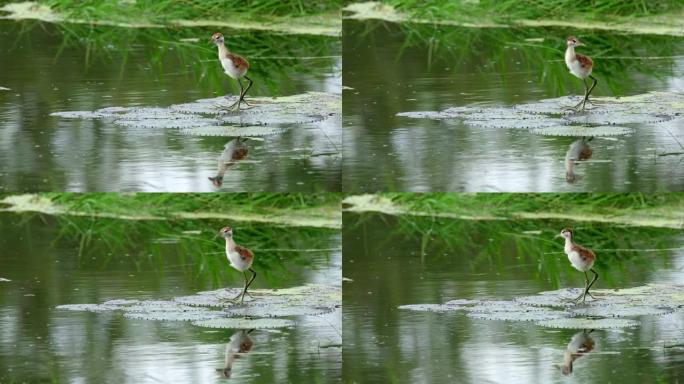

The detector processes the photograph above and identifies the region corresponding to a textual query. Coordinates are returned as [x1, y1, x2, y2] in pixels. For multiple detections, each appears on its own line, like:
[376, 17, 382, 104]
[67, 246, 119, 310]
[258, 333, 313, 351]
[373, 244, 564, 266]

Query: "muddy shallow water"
[0, 20, 341, 192]
[0, 212, 341, 383]
[342, 212, 684, 383]
[342, 20, 684, 192]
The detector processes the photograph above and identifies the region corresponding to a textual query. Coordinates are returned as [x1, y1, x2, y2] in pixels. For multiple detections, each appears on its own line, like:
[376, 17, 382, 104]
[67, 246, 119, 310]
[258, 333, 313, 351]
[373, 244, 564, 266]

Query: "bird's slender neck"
[564, 236, 574, 251]
[225, 236, 236, 251]
[217, 42, 229, 56]
[565, 45, 576, 61]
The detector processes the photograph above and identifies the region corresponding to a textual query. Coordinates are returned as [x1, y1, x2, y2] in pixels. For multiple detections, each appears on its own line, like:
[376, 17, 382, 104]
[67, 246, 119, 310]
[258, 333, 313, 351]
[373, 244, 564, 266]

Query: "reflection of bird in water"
[211, 32, 253, 111]
[565, 36, 597, 111]
[216, 329, 255, 378]
[209, 138, 249, 187]
[557, 228, 599, 303]
[556, 330, 595, 375]
[565, 137, 593, 183]
[219, 226, 257, 304]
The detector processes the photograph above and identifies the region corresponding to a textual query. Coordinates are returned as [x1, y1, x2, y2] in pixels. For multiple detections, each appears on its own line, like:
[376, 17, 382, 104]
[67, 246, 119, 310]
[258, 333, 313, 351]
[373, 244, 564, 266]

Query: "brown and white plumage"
[565, 138, 593, 183]
[216, 329, 254, 378]
[209, 138, 249, 187]
[219, 226, 257, 303]
[211, 32, 253, 111]
[564, 36, 597, 111]
[558, 330, 596, 376]
[558, 228, 599, 303]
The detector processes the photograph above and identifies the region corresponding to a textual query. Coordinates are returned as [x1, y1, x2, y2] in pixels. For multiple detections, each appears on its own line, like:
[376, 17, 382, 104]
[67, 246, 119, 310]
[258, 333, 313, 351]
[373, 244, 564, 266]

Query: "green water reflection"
[342, 212, 684, 383]
[0, 212, 341, 383]
[0, 20, 341, 192]
[342, 20, 684, 192]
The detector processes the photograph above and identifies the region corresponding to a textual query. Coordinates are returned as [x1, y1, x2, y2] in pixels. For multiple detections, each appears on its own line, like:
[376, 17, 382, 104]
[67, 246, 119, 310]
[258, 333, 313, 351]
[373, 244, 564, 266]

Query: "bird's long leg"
[585, 75, 598, 104]
[585, 268, 599, 299]
[228, 79, 245, 111]
[573, 272, 589, 302]
[230, 271, 249, 302]
[242, 268, 257, 299]
[570, 79, 590, 111]
[239, 76, 253, 107]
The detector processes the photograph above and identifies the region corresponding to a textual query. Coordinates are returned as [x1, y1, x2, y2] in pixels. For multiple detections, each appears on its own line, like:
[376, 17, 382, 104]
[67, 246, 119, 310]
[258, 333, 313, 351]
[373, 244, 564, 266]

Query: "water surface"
[0, 20, 341, 192]
[343, 20, 684, 192]
[342, 212, 684, 383]
[0, 212, 341, 383]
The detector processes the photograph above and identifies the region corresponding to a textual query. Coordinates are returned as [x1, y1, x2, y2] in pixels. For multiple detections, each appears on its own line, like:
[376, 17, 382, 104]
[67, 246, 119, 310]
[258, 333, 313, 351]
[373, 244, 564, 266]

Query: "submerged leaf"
[571, 305, 674, 318]
[396, 92, 684, 134]
[179, 126, 285, 137]
[50, 92, 340, 137]
[398, 304, 464, 312]
[536, 318, 640, 329]
[398, 285, 684, 327]
[530, 126, 633, 137]
[56, 284, 340, 328]
[193, 318, 295, 329]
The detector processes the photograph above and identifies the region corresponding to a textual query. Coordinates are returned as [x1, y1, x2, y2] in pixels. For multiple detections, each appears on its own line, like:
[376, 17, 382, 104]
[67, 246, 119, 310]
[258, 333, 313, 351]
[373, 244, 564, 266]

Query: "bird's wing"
[234, 245, 254, 261]
[576, 53, 593, 68]
[225, 53, 250, 71]
[574, 245, 596, 263]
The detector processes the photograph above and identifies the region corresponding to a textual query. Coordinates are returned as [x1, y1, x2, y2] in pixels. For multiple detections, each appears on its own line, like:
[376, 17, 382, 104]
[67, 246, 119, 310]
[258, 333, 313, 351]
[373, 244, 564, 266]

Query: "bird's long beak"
[576, 41, 585, 46]
[554, 234, 562, 239]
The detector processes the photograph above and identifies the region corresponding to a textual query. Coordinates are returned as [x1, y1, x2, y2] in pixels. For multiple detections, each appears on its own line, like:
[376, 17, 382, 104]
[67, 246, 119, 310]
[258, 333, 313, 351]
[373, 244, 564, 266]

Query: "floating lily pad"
[444, 299, 480, 306]
[536, 318, 640, 329]
[223, 304, 335, 317]
[564, 112, 672, 125]
[398, 284, 684, 327]
[57, 304, 120, 312]
[179, 126, 285, 137]
[467, 308, 567, 322]
[397, 304, 464, 312]
[124, 310, 225, 322]
[530, 125, 633, 137]
[56, 284, 340, 328]
[396, 92, 684, 133]
[396, 107, 470, 120]
[192, 318, 295, 329]
[115, 117, 221, 129]
[50, 92, 340, 137]
[571, 305, 674, 318]
[50, 110, 120, 119]
[464, 116, 560, 129]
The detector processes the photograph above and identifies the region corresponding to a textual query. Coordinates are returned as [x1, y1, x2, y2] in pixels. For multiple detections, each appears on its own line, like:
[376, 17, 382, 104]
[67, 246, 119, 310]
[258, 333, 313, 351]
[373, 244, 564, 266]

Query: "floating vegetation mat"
[57, 284, 340, 329]
[398, 284, 684, 329]
[396, 92, 684, 137]
[50, 92, 340, 137]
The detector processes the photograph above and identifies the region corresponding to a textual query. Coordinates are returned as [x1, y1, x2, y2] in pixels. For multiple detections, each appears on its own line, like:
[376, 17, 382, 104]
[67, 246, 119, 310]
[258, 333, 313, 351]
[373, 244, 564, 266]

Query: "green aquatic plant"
[344, 1, 684, 36]
[2, 1, 341, 35]
[50, 92, 341, 136]
[345, 20, 684, 102]
[344, 207, 683, 294]
[398, 285, 684, 328]
[3, 19, 340, 96]
[395, 92, 684, 135]
[57, 284, 340, 329]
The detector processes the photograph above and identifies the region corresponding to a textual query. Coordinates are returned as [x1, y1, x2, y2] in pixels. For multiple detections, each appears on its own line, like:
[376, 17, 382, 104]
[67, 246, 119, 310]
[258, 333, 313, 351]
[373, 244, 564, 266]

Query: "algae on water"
[398, 284, 684, 329]
[50, 92, 341, 138]
[57, 284, 340, 330]
[396, 92, 684, 137]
